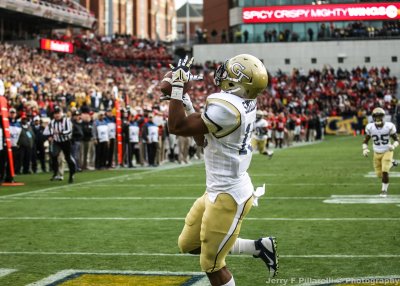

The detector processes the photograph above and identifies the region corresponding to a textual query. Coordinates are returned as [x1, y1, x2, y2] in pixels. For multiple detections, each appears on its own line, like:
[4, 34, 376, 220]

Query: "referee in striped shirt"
[45, 106, 76, 183]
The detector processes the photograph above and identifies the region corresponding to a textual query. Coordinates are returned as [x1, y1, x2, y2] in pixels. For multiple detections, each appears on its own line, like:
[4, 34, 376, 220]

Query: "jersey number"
[372, 134, 389, 145]
[239, 123, 252, 155]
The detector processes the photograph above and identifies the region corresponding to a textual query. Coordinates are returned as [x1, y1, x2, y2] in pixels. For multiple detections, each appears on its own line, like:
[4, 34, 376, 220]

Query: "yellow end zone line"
[25, 270, 209, 286]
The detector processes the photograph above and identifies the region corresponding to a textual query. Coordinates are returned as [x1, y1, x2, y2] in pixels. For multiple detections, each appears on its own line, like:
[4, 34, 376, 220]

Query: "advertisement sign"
[40, 39, 74, 53]
[243, 2, 400, 23]
[325, 116, 357, 135]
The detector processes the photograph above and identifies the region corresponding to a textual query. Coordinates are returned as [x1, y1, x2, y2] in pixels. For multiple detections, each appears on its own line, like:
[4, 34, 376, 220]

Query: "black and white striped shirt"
[45, 117, 73, 142]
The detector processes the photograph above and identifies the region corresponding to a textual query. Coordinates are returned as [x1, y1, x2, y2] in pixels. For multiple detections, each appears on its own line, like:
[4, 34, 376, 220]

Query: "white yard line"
[0, 268, 16, 278]
[0, 251, 399, 258]
[325, 194, 400, 204]
[5, 182, 392, 192]
[0, 217, 398, 221]
[0, 162, 202, 199]
[25, 270, 209, 286]
[2, 196, 328, 200]
[365, 171, 400, 178]
[49, 183, 400, 187]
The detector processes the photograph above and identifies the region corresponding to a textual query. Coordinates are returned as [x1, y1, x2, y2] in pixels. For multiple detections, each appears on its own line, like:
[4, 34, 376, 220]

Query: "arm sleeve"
[62, 118, 73, 135]
[43, 123, 52, 136]
[201, 98, 241, 138]
[390, 123, 397, 135]
[365, 124, 371, 136]
[92, 121, 97, 140]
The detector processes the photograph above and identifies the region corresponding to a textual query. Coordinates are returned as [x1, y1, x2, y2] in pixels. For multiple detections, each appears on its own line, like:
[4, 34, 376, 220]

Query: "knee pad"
[178, 234, 189, 253]
[200, 254, 225, 273]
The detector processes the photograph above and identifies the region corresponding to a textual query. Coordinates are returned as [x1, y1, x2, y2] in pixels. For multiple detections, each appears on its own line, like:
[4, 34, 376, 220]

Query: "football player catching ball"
[165, 54, 278, 286]
[362, 107, 399, 197]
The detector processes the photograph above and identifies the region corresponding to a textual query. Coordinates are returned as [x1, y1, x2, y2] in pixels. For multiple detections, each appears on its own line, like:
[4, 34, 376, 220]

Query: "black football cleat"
[253, 237, 279, 277]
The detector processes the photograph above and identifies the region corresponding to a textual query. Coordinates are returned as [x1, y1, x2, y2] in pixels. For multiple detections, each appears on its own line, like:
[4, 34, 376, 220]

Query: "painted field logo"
[27, 270, 208, 286]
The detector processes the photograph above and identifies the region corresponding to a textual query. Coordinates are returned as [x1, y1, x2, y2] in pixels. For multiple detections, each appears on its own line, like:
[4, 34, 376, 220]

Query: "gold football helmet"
[214, 54, 268, 99]
[372, 107, 385, 126]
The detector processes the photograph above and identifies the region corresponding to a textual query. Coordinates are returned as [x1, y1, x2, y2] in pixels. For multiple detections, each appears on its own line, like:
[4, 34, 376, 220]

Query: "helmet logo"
[230, 62, 250, 82]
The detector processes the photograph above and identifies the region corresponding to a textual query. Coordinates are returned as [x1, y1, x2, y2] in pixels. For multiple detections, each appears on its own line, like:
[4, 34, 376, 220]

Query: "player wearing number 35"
[166, 54, 278, 286]
[362, 107, 399, 197]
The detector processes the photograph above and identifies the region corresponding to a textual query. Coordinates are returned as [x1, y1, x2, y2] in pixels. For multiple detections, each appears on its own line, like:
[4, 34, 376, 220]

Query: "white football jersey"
[253, 118, 268, 140]
[365, 122, 397, 153]
[201, 92, 256, 205]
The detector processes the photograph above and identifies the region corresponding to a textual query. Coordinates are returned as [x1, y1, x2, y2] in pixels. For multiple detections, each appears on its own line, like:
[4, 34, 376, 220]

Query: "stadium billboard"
[40, 39, 74, 53]
[242, 2, 400, 23]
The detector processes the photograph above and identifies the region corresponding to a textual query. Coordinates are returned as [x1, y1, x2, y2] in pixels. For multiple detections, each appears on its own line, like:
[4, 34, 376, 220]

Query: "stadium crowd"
[73, 34, 174, 67]
[31, 0, 91, 14]
[0, 41, 398, 179]
[200, 21, 400, 44]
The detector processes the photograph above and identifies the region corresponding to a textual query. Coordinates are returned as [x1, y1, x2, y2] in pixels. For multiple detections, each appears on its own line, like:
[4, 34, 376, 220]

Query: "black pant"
[107, 138, 115, 167]
[19, 145, 32, 174]
[0, 149, 12, 182]
[32, 143, 46, 173]
[147, 142, 158, 166]
[12, 147, 21, 174]
[51, 141, 76, 178]
[95, 141, 108, 169]
[128, 142, 140, 167]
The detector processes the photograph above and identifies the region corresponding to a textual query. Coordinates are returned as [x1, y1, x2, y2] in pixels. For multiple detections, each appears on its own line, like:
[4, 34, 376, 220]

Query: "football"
[159, 71, 193, 96]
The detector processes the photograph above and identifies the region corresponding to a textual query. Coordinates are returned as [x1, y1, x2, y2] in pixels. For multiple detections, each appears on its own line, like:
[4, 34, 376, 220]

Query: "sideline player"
[166, 55, 278, 286]
[362, 107, 399, 197]
[252, 110, 273, 157]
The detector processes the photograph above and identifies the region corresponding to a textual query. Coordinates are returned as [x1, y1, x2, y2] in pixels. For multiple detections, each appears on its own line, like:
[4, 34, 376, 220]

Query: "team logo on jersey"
[242, 100, 257, 113]
[230, 62, 250, 82]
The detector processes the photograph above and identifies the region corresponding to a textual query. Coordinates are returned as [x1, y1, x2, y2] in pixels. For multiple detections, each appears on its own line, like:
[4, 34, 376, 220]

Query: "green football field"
[0, 135, 399, 286]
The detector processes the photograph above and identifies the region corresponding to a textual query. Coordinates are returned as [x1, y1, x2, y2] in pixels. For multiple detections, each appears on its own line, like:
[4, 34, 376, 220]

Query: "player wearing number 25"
[362, 107, 399, 197]
[167, 54, 278, 286]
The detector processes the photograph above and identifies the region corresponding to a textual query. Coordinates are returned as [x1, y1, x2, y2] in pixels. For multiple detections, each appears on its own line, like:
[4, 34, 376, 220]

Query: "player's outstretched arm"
[168, 56, 209, 139]
[168, 99, 208, 137]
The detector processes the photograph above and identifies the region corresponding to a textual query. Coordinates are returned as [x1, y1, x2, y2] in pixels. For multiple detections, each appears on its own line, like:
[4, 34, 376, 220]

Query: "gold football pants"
[178, 192, 253, 273]
[251, 138, 266, 154]
[373, 151, 393, 178]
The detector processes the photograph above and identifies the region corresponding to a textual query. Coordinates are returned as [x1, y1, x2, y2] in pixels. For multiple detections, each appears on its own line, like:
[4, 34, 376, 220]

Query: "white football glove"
[362, 143, 370, 157]
[182, 93, 195, 115]
[388, 141, 399, 151]
[252, 184, 266, 207]
[170, 56, 194, 100]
